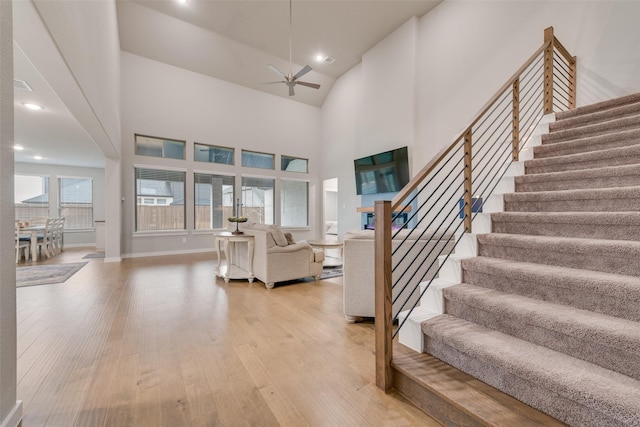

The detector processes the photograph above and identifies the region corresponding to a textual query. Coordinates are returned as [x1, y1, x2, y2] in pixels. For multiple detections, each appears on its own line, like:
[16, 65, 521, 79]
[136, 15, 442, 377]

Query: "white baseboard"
[64, 243, 96, 249]
[0, 401, 22, 427]
[103, 257, 123, 263]
[122, 247, 216, 259]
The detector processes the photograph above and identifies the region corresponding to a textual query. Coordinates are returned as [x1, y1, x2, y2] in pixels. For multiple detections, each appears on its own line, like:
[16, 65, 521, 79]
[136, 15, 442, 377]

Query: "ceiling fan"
[265, 0, 320, 96]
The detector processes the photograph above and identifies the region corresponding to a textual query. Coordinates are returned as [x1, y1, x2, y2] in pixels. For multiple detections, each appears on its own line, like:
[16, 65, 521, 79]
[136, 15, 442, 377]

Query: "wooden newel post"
[463, 129, 473, 233]
[543, 27, 554, 114]
[374, 200, 393, 392]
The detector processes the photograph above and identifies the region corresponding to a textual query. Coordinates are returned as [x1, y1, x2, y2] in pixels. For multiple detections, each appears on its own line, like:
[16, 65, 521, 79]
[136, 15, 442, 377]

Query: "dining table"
[19, 224, 45, 261]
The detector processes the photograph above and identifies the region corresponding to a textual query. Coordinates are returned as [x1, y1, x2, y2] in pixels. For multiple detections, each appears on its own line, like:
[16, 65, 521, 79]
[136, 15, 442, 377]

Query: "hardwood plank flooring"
[16, 249, 440, 427]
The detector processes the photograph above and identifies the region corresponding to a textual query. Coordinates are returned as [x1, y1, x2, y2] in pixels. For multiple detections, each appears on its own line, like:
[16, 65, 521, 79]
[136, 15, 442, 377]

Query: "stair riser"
[556, 93, 640, 121]
[534, 135, 640, 159]
[550, 103, 640, 132]
[542, 120, 640, 145]
[504, 197, 640, 213]
[423, 335, 621, 427]
[443, 297, 640, 381]
[491, 220, 640, 241]
[525, 153, 640, 174]
[515, 175, 640, 192]
[461, 267, 640, 322]
[478, 241, 640, 277]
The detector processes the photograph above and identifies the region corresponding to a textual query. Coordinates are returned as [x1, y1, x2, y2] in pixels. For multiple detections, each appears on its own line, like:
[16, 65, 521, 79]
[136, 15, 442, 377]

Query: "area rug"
[16, 262, 87, 288]
[320, 266, 343, 280]
[82, 253, 105, 259]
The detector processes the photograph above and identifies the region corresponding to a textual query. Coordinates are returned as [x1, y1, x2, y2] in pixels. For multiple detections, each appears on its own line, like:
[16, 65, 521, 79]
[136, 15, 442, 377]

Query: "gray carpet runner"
[422, 93, 640, 426]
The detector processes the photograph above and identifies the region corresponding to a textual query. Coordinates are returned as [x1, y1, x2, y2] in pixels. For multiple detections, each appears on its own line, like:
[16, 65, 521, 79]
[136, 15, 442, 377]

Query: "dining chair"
[36, 218, 55, 259]
[52, 217, 65, 254]
[15, 222, 30, 263]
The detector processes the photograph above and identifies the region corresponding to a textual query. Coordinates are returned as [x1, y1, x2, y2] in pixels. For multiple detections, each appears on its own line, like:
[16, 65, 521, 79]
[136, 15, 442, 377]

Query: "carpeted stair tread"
[550, 101, 640, 132]
[525, 144, 640, 174]
[503, 186, 640, 212]
[477, 233, 640, 277]
[555, 92, 640, 121]
[461, 256, 640, 321]
[514, 164, 640, 192]
[534, 128, 640, 159]
[422, 315, 640, 427]
[491, 211, 640, 240]
[443, 283, 640, 380]
[542, 114, 640, 145]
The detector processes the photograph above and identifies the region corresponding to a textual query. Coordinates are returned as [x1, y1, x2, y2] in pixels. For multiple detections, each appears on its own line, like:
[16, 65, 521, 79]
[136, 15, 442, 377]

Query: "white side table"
[214, 232, 255, 283]
[307, 240, 344, 267]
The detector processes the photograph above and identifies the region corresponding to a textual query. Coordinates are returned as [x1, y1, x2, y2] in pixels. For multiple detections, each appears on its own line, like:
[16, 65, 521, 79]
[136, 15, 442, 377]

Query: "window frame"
[194, 142, 235, 165]
[58, 176, 94, 230]
[281, 155, 309, 174]
[193, 171, 236, 231]
[134, 166, 187, 233]
[241, 175, 275, 225]
[14, 173, 50, 221]
[241, 149, 275, 170]
[135, 134, 186, 160]
[280, 178, 310, 228]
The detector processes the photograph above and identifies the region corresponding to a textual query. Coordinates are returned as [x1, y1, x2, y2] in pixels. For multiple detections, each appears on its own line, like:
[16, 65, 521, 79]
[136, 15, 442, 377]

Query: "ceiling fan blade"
[260, 81, 286, 85]
[296, 81, 321, 90]
[289, 85, 295, 97]
[293, 64, 312, 80]
[267, 64, 286, 79]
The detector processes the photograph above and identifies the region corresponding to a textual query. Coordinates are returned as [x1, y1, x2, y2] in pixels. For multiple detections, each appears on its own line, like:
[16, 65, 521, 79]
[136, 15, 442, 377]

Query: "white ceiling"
[13, 0, 441, 168]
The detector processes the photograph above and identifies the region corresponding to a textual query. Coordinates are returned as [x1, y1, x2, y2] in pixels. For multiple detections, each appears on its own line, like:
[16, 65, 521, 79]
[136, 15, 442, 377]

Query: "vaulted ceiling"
[13, 0, 441, 167]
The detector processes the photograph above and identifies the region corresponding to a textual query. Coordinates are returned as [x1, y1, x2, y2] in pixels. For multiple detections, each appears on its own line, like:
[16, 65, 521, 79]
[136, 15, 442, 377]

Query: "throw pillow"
[269, 226, 288, 247]
[284, 232, 295, 245]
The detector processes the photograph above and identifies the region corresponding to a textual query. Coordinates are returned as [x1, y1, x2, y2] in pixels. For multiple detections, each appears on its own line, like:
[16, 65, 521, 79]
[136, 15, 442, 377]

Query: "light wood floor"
[16, 248, 440, 427]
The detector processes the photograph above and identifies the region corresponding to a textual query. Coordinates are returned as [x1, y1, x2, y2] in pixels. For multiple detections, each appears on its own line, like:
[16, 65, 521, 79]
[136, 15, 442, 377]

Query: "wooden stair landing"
[391, 343, 565, 426]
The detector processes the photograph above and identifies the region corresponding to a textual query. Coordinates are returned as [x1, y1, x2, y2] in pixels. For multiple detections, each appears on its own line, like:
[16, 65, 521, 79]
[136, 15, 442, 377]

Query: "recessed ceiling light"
[23, 103, 43, 111]
[315, 54, 325, 62]
[33, 155, 43, 160]
[13, 144, 24, 151]
[177, 0, 188, 4]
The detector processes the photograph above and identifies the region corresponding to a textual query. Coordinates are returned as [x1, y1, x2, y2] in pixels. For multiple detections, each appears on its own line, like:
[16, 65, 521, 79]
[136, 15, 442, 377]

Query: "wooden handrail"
[392, 40, 550, 211]
[553, 36, 576, 66]
[553, 35, 577, 109]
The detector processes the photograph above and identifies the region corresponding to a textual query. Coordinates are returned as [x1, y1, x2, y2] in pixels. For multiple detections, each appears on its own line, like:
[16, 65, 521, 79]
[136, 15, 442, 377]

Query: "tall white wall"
[120, 52, 321, 257]
[320, 18, 418, 235]
[321, 0, 640, 236]
[0, 2, 21, 426]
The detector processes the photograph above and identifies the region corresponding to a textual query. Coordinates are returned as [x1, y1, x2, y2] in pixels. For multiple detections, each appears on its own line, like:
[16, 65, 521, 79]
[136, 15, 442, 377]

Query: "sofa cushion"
[269, 226, 288, 247]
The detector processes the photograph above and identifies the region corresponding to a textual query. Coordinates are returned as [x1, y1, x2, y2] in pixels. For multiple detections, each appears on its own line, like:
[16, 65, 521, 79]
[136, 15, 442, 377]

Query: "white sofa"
[342, 228, 455, 322]
[234, 223, 324, 289]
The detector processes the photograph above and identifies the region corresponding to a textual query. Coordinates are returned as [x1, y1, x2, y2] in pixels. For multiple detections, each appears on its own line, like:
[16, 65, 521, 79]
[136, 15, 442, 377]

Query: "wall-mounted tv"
[354, 146, 410, 195]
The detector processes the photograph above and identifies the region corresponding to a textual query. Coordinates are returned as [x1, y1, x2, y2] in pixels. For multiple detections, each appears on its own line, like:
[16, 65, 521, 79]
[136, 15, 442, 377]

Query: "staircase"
[421, 93, 640, 426]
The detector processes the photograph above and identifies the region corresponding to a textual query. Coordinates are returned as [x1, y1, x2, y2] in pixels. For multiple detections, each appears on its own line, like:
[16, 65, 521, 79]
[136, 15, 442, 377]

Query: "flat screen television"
[354, 146, 410, 195]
